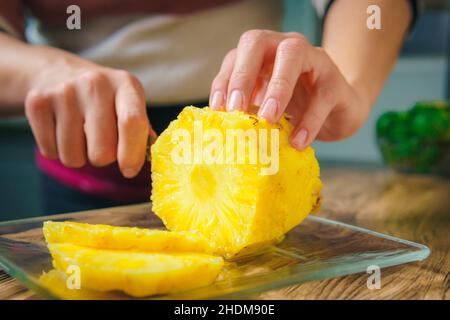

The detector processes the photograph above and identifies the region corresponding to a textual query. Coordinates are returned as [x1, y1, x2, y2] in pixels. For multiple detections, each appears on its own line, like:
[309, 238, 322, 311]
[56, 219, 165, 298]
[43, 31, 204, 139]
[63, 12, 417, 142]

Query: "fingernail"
[123, 168, 137, 178]
[292, 129, 308, 150]
[253, 90, 265, 107]
[228, 90, 243, 111]
[210, 91, 224, 110]
[258, 98, 278, 120]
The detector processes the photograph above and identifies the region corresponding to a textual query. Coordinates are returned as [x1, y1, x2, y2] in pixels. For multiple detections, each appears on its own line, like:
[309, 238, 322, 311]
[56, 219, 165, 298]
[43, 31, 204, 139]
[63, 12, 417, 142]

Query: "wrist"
[25, 45, 72, 90]
[348, 77, 375, 114]
[0, 35, 51, 106]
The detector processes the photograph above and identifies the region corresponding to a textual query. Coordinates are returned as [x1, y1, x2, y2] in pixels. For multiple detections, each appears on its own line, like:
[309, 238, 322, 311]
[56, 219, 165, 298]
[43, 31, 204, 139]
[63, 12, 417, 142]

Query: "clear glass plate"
[0, 203, 430, 299]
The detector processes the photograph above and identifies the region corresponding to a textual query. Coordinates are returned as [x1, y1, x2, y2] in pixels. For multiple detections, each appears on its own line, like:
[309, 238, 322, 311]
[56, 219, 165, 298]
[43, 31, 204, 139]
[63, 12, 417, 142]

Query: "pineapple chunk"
[151, 106, 322, 257]
[48, 243, 224, 297]
[43, 221, 212, 253]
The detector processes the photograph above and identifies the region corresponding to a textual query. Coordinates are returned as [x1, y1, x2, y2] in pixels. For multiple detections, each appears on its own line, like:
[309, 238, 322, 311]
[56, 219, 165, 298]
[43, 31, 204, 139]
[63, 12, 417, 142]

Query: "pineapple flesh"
[47, 243, 224, 298]
[43, 221, 213, 254]
[39, 269, 121, 300]
[151, 106, 322, 257]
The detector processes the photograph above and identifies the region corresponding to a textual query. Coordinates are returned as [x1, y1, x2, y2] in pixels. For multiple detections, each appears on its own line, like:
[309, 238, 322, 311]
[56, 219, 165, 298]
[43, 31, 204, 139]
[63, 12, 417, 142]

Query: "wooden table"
[1, 165, 449, 299]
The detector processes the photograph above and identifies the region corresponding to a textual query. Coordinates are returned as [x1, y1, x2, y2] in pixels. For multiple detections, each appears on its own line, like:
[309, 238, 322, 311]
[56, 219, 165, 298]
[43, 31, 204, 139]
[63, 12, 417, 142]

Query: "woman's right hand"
[24, 49, 154, 178]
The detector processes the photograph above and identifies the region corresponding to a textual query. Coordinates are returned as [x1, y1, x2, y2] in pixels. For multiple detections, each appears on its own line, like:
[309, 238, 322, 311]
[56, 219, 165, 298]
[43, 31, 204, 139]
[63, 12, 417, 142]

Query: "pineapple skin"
[48, 243, 224, 298]
[43, 221, 213, 254]
[151, 106, 322, 257]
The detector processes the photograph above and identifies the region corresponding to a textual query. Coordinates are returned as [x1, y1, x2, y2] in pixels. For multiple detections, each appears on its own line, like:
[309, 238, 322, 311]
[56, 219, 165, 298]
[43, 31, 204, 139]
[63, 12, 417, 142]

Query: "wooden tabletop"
[1, 164, 449, 300]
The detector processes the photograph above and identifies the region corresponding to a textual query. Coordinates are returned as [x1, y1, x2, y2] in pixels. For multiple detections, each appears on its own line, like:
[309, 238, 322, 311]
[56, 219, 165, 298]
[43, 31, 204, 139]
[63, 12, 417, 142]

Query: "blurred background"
[0, 0, 449, 220]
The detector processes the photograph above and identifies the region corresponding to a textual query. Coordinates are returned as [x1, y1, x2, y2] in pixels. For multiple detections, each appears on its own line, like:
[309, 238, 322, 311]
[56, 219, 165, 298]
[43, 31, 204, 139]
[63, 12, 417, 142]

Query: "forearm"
[322, 0, 412, 112]
[0, 34, 41, 113]
[0, 33, 92, 115]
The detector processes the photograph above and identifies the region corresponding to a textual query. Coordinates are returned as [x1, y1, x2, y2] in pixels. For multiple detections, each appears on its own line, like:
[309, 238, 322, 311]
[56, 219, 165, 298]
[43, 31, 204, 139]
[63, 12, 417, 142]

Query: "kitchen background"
[0, 0, 449, 220]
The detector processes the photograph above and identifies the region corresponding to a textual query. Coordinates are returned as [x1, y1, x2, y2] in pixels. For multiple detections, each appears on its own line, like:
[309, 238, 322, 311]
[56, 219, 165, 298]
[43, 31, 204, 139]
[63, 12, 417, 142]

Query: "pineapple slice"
[47, 243, 224, 297]
[39, 269, 121, 300]
[151, 106, 322, 257]
[43, 221, 212, 253]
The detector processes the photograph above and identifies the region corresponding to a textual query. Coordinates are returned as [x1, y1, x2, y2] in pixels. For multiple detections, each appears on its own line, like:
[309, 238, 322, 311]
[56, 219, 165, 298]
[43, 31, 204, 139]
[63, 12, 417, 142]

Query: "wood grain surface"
[1, 165, 449, 300]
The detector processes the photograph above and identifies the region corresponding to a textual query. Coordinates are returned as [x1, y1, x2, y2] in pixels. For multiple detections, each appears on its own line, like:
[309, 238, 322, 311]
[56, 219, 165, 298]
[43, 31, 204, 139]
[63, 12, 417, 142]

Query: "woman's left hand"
[209, 30, 370, 150]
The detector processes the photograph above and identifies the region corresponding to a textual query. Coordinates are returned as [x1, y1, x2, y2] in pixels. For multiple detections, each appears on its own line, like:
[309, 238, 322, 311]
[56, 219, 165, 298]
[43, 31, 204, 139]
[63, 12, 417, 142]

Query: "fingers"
[225, 30, 274, 112]
[250, 61, 273, 107]
[114, 72, 149, 178]
[210, 49, 236, 110]
[290, 85, 336, 150]
[251, 75, 269, 107]
[210, 30, 280, 112]
[258, 37, 308, 123]
[53, 84, 86, 168]
[25, 68, 150, 177]
[25, 91, 57, 159]
[79, 71, 118, 168]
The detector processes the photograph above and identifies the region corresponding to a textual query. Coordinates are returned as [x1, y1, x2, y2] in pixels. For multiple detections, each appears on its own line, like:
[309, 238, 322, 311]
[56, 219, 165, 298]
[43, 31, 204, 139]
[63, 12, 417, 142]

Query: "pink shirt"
[36, 151, 150, 201]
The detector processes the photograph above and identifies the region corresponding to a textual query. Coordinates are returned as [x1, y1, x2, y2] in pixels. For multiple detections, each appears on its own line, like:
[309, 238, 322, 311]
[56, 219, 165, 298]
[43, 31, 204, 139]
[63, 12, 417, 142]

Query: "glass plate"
[0, 203, 429, 299]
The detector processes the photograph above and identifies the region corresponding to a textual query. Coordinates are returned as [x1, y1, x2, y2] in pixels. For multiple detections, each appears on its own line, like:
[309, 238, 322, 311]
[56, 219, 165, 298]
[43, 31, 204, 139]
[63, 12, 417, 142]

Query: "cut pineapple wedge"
[43, 221, 213, 253]
[151, 106, 322, 257]
[48, 243, 224, 297]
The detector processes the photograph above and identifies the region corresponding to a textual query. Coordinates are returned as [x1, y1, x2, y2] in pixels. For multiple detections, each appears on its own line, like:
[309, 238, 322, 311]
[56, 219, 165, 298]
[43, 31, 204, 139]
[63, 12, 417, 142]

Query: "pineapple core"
[151, 106, 322, 257]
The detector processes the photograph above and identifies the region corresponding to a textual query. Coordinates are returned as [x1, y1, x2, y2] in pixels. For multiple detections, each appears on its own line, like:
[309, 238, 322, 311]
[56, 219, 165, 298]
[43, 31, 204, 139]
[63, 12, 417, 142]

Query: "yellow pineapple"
[151, 106, 322, 257]
[39, 269, 121, 300]
[43, 221, 212, 253]
[47, 243, 224, 297]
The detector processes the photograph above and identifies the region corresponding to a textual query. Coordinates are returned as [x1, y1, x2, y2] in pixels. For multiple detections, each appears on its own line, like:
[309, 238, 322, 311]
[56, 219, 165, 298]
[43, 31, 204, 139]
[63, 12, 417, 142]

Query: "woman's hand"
[209, 30, 370, 150]
[24, 49, 154, 178]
